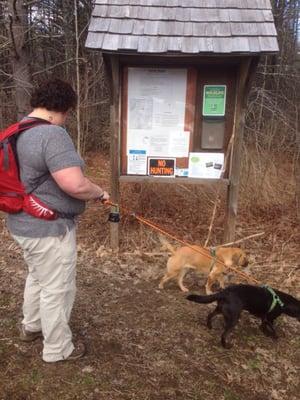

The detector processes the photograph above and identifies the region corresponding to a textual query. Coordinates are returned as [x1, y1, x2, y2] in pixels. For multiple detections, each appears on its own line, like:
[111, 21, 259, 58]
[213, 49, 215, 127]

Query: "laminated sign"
[148, 158, 175, 177]
[203, 85, 226, 116]
[188, 152, 224, 179]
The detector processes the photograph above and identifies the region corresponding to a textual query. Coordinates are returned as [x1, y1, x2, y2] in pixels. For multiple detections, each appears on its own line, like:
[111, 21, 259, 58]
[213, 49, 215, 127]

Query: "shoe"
[62, 341, 86, 361]
[19, 324, 43, 342]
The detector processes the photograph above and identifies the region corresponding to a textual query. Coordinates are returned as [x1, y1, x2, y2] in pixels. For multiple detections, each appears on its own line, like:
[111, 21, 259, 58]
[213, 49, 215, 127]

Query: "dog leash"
[103, 200, 261, 286]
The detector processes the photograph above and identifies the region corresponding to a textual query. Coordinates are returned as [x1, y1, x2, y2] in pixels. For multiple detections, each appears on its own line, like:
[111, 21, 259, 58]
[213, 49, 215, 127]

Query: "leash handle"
[104, 200, 118, 207]
[97, 193, 111, 205]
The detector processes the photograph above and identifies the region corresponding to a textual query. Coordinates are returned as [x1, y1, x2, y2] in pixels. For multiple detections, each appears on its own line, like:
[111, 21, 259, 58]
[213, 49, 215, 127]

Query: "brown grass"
[0, 149, 299, 400]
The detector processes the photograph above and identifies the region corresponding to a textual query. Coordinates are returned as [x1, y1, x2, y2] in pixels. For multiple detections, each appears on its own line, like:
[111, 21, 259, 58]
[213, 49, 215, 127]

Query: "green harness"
[208, 251, 283, 314]
[263, 285, 284, 313]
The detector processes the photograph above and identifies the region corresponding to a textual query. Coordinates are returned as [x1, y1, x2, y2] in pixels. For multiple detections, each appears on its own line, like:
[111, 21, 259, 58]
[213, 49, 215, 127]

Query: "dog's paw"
[206, 321, 212, 329]
[221, 335, 233, 349]
[260, 325, 271, 337]
[222, 341, 233, 349]
[260, 324, 278, 340]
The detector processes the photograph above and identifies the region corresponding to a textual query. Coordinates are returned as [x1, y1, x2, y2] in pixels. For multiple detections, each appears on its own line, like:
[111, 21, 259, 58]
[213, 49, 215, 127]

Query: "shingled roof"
[85, 0, 278, 54]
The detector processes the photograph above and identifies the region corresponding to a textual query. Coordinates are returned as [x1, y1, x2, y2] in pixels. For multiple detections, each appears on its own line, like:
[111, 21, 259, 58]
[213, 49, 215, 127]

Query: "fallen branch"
[121, 251, 168, 257]
[213, 232, 265, 248]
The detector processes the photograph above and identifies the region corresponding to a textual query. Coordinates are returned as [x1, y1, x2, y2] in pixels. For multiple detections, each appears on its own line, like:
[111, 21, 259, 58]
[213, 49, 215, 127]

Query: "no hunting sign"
[148, 158, 175, 177]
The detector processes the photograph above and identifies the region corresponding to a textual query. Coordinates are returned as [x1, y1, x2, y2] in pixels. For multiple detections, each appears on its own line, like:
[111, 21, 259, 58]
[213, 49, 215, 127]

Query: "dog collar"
[263, 285, 284, 312]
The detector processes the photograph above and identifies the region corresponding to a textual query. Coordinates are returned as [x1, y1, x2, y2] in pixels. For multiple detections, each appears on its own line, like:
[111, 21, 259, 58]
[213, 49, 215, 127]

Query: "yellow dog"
[159, 240, 249, 294]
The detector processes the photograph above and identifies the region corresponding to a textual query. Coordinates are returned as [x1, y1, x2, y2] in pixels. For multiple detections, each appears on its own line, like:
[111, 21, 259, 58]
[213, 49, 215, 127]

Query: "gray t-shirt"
[7, 120, 86, 238]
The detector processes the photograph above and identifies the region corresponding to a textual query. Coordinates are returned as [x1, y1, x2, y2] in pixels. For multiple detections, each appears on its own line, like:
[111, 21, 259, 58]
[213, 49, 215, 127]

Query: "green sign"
[203, 85, 227, 116]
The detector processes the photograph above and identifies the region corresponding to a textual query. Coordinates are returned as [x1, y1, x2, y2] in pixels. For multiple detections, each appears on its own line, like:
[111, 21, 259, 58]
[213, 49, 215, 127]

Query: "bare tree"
[0, 0, 110, 151]
[5, 0, 32, 119]
[244, 0, 300, 217]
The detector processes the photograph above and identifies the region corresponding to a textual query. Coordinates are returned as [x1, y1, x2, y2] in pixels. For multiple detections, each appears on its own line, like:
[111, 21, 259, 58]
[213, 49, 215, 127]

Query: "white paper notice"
[170, 131, 190, 157]
[127, 130, 150, 155]
[147, 130, 190, 157]
[127, 68, 187, 157]
[188, 153, 224, 179]
[129, 98, 153, 130]
[149, 131, 170, 156]
[127, 150, 147, 175]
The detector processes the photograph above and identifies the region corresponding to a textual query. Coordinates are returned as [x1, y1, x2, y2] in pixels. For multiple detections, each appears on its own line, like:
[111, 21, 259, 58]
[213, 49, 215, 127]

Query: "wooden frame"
[120, 63, 236, 182]
[224, 56, 260, 242]
[120, 176, 229, 185]
[104, 54, 121, 249]
[103, 53, 259, 248]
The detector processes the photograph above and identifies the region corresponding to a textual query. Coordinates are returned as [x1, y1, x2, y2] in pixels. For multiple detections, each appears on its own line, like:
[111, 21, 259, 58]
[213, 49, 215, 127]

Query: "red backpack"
[0, 119, 58, 220]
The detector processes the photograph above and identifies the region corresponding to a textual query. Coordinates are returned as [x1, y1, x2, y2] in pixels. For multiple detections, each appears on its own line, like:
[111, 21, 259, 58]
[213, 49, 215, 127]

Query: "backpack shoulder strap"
[0, 118, 51, 141]
[0, 122, 21, 141]
[19, 118, 51, 130]
[0, 118, 52, 178]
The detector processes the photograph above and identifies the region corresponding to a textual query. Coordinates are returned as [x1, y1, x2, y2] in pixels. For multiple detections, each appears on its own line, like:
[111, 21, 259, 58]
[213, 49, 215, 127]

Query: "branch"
[8, 14, 19, 59]
[213, 232, 265, 248]
[32, 58, 85, 76]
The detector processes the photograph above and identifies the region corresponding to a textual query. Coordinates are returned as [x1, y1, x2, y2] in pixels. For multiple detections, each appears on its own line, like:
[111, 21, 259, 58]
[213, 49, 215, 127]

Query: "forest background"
[0, 0, 300, 231]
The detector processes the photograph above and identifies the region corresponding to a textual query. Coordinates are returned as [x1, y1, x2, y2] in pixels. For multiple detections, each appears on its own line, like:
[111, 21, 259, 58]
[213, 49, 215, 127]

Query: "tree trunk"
[295, 108, 300, 221]
[7, 0, 31, 120]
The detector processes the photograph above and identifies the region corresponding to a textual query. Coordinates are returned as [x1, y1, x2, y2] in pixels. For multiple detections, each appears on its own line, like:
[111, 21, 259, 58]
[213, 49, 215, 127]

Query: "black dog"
[187, 284, 300, 348]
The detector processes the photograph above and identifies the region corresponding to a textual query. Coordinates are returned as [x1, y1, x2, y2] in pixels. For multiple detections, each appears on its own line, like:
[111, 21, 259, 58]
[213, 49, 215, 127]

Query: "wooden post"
[109, 55, 121, 250]
[224, 58, 254, 242]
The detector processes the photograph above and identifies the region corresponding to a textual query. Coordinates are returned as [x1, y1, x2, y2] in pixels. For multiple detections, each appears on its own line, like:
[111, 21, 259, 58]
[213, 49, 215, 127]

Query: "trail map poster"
[127, 68, 188, 168]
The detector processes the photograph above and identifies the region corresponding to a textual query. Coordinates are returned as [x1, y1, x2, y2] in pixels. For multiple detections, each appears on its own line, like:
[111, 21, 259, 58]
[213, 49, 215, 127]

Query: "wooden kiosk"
[86, 0, 278, 248]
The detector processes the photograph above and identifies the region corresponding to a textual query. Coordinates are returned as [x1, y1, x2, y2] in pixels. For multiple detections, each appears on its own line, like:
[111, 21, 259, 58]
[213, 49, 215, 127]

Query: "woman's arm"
[51, 166, 109, 201]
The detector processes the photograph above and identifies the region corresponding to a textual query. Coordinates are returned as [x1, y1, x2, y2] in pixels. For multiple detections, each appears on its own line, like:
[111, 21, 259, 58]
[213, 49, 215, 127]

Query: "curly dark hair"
[30, 79, 77, 112]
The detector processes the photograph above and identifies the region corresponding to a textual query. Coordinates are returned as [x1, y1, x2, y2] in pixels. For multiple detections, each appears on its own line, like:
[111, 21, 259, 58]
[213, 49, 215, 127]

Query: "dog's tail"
[187, 292, 223, 304]
[158, 234, 176, 254]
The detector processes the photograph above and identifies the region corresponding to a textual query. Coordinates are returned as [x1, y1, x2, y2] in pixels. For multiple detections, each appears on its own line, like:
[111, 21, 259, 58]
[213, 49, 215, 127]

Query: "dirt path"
[1, 151, 299, 399]
[0, 212, 299, 400]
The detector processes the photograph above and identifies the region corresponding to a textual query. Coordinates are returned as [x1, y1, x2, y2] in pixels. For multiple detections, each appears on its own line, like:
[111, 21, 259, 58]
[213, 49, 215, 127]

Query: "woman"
[7, 79, 109, 362]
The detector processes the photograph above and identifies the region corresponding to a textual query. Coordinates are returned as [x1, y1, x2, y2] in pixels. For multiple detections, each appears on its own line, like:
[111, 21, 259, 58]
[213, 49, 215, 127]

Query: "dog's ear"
[158, 234, 176, 254]
[238, 252, 249, 268]
[233, 252, 248, 267]
[232, 253, 241, 265]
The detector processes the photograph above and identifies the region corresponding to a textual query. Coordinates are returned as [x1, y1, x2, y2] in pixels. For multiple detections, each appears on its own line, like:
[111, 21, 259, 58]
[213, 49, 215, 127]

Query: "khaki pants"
[13, 228, 77, 362]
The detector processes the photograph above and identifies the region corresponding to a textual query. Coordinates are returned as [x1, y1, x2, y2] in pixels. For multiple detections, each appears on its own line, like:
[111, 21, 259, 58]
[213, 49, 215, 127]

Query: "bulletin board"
[121, 66, 228, 179]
